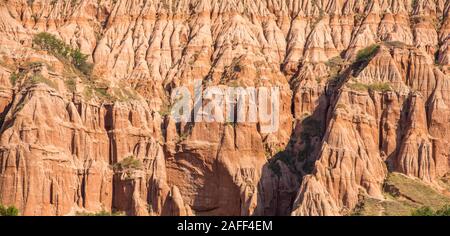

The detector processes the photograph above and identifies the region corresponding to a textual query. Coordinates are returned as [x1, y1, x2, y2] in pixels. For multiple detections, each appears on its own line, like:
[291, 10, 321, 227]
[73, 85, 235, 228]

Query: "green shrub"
[368, 82, 392, 92]
[114, 156, 143, 171]
[348, 82, 391, 92]
[325, 56, 345, 68]
[0, 204, 19, 216]
[355, 44, 380, 63]
[158, 101, 173, 117]
[296, 116, 323, 173]
[33, 32, 92, 76]
[352, 44, 380, 76]
[435, 205, 450, 216]
[384, 41, 407, 48]
[29, 74, 57, 89]
[411, 205, 450, 216]
[301, 116, 323, 138]
[65, 77, 76, 92]
[434, 50, 440, 65]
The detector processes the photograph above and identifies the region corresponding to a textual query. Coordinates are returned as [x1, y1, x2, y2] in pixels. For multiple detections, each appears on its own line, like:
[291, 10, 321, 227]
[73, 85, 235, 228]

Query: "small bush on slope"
[355, 44, 380, 63]
[0, 204, 19, 216]
[75, 210, 124, 216]
[352, 44, 380, 75]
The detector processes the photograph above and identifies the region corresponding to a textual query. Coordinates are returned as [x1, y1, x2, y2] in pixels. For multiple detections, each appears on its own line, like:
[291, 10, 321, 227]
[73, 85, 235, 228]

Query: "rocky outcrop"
[0, 0, 449, 216]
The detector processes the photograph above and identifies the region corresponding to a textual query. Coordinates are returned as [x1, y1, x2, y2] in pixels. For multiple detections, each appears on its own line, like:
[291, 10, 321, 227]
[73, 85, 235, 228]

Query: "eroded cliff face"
[0, 0, 449, 216]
